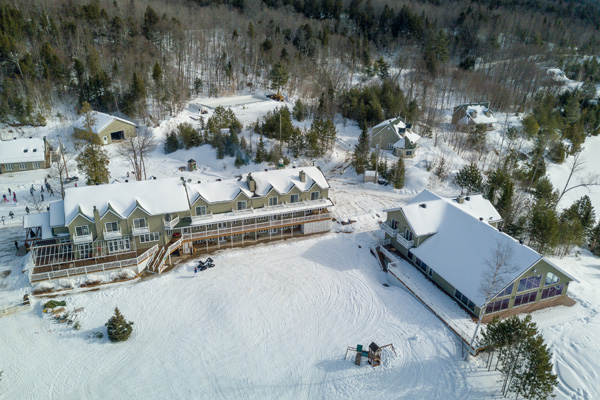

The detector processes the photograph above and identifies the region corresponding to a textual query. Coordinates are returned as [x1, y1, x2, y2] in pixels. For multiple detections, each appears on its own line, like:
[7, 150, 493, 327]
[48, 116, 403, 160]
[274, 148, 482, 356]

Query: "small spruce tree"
[391, 158, 405, 189]
[105, 307, 133, 342]
[453, 163, 483, 195]
[352, 124, 371, 175]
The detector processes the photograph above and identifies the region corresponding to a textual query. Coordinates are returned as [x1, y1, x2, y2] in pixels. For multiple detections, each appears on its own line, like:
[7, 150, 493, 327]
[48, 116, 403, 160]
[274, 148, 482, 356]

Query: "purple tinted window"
[514, 291, 537, 307]
[496, 283, 514, 298]
[517, 275, 542, 292]
[541, 284, 564, 300]
[485, 298, 511, 314]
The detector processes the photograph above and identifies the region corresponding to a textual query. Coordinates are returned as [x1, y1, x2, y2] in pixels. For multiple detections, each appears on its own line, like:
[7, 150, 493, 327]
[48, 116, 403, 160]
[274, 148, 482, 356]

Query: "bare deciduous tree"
[118, 128, 157, 181]
[50, 147, 73, 200]
[557, 152, 600, 205]
[27, 193, 45, 213]
[467, 240, 518, 358]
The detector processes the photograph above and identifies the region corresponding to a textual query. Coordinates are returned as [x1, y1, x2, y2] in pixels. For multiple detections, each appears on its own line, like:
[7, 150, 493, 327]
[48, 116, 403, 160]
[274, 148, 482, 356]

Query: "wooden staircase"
[147, 245, 166, 273]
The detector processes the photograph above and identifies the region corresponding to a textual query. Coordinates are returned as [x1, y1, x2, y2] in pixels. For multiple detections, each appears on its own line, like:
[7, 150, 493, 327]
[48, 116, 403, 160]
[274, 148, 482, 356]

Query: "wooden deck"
[32, 249, 146, 275]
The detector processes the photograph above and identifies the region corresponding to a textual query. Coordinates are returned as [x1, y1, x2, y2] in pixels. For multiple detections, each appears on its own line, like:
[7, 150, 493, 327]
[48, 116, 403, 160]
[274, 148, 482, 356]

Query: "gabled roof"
[73, 111, 137, 134]
[49, 200, 65, 227]
[63, 178, 189, 225]
[0, 138, 46, 163]
[186, 166, 329, 204]
[389, 190, 556, 306]
[457, 105, 497, 125]
[23, 212, 53, 240]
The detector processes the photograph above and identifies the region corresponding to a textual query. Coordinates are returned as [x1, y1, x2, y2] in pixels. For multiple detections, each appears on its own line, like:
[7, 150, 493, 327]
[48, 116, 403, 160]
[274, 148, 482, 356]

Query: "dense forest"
[0, 0, 599, 126]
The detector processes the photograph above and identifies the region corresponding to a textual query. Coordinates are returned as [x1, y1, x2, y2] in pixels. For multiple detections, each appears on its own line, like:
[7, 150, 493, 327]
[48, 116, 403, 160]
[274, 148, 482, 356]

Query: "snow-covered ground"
[1, 93, 600, 399]
[0, 233, 499, 400]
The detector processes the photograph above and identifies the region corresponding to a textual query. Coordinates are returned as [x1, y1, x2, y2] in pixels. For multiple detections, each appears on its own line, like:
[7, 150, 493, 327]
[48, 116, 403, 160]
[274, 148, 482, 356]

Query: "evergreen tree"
[453, 163, 484, 195]
[255, 134, 266, 163]
[105, 307, 134, 342]
[164, 132, 180, 154]
[288, 127, 304, 158]
[177, 123, 201, 149]
[589, 222, 600, 256]
[391, 158, 405, 189]
[534, 177, 558, 206]
[293, 99, 307, 121]
[352, 125, 371, 174]
[495, 178, 514, 220]
[375, 57, 389, 80]
[269, 62, 289, 93]
[76, 142, 110, 185]
[528, 200, 560, 254]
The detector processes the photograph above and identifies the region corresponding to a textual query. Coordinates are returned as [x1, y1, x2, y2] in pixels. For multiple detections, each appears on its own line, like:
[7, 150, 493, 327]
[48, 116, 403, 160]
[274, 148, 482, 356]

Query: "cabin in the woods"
[452, 102, 497, 132]
[370, 117, 420, 158]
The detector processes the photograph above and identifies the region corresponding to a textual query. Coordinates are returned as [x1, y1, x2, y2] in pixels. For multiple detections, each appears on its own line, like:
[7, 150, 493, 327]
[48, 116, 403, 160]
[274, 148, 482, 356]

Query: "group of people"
[2, 187, 17, 203]
[1, 177, 55, 224]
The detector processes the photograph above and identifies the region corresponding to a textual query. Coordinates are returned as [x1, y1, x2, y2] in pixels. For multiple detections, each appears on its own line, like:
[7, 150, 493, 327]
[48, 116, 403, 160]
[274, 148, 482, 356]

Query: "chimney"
[465, 196, 470, 201]
[247, 173, 256, 192]
[419, 203, 427, 208]
[457, 194, 465, 204]
[299, 170, 306, 182]
[93, 205, 101, 236]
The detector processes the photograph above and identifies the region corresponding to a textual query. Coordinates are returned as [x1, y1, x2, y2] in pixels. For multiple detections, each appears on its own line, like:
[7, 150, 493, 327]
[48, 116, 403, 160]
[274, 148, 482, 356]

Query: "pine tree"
[495, 178, 514, 219]
[255, 134, 266, 163]
[391, 159, 405, 189]
[352, 125, 371, 174]
[164, 132, 180, 154]
[528, 200, 559, 254]
[288, 127, 304, 158]
[589, 222, 600, 256]
[105, 307, 134, 342]
[269, 62, 289, 93]
[76, 142, 110, 185]
[453, 163, 483, 195]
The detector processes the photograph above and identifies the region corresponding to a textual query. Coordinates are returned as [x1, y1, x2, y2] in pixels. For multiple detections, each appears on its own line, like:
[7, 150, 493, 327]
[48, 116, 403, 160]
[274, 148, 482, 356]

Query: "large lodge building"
[23, 167, 333, 284]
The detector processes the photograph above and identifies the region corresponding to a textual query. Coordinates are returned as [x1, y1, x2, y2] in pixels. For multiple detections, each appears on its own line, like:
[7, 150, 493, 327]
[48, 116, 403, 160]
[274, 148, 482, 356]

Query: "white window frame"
[290, 194, 299, 203]
[196, 206, 207, 215]
[258, 216, 267, 221]
[3, 164, 14, 171]
[259, 229, 267, 233]
[75, 225, 90, 236]
[108, 238, 131, 253]
[133, 218, 147, 229]
[237, 200, 247, 210]
[78, 243, 92, 255]
[310, 191, 320, 201]
[19, 162, 27, 170]
[269, 228, 278, 234]
[105, 221, 119, 232]
[405, 150, 413, 156]
[32, 162, 41, 169]
[139, 232, 160, 243]
[268, 197, 278, 206]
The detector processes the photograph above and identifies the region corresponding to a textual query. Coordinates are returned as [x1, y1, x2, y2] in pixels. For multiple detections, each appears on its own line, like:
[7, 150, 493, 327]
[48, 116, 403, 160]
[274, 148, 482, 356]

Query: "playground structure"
[345, 342, 397, 367]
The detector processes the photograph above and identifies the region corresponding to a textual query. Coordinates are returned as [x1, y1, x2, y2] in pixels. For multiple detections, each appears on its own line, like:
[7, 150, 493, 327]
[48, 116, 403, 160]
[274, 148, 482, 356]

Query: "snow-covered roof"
[393, 131, 420, 149]
[392, 190, 544, 306]
[73, 111, 137, 134]
[372, 117, 406, 132]
[187, 167, 329, 204]
[23, 212, 53, 240]
[0, 138, 46, 164]
[63, 178, 190, 225]
[458, 105, 497, 125]
[49, 200, 65, 227]
[365, 171, 377, 177]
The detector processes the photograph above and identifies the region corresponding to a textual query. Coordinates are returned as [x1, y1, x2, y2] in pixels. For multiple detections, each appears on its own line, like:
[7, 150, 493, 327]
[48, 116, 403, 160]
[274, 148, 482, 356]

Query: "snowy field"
[0, 233, 501, 400]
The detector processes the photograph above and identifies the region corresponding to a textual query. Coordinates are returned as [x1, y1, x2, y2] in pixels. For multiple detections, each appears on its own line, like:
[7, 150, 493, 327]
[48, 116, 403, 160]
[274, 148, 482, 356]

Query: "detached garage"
[73, 111, 137, 145]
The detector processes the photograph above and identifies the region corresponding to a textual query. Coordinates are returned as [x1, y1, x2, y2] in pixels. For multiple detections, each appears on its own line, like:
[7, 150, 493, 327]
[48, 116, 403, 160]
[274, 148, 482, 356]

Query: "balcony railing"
[182, 212, 332, 242]
[72, 233, 93, 244]
[381, 222, 398, 237]
[103, 228, 122, 240]
[191, 213, 214, 224]
[164, 215, 180, 229]
[132, 226, 150, 236]
[396, 235, 414, 249]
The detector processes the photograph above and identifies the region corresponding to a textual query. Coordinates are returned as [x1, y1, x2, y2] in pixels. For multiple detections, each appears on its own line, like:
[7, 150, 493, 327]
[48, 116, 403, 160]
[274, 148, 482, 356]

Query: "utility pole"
[279, 111, 282, 158]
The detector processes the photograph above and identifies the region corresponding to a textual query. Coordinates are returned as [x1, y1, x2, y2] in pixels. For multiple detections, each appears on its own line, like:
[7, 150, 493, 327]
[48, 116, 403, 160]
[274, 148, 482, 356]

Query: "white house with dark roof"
[380, 190, 578, 319]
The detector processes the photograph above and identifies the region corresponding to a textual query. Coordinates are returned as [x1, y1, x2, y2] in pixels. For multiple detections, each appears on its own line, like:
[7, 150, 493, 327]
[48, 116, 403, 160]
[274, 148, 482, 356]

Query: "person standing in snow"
[9, 211, 14, 219]
[40, 185, 44, 193]
[25, 207, 30, 215]
[14, 241, 18, 250]
[50, 188, 54, 196]
[41, 193, 44, 201]
[2, 194, 6, 202]
[194, 267, 198, 277]
[30, 184, 35, 192]
[13, 192, 16, 202]
[1, 216, 4, 225]
[29, 187, 34, 196]
[8, 188, 11, 195]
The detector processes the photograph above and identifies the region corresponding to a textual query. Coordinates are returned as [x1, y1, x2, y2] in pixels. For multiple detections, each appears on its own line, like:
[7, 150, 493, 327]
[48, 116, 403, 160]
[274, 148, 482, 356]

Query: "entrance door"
[78, 243, 92, 258]
[103, 136, 108, 145]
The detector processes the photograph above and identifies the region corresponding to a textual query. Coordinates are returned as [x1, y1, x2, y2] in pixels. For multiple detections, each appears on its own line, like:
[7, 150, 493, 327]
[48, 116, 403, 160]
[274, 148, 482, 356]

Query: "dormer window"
[33, 149, 37, 152]
[23, 149, 28, 153]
